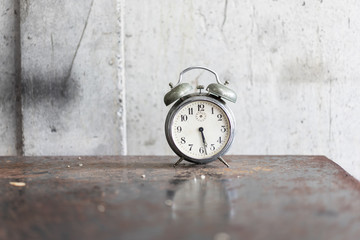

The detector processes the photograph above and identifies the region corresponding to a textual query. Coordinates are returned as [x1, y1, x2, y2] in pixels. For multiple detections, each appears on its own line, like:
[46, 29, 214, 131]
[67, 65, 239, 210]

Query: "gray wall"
[1, 0, 126, 155]
[0, 0, 19, 155]
[21, 0, 126, 155]
[1, 1, 360, 179]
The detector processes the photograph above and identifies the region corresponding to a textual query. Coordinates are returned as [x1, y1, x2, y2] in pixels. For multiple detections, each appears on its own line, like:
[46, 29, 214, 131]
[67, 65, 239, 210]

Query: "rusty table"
[1, 156, 360, 240]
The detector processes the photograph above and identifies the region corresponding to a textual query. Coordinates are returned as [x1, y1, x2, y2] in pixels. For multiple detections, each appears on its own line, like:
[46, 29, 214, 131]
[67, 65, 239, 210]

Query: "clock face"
[168, 98, 232, 161]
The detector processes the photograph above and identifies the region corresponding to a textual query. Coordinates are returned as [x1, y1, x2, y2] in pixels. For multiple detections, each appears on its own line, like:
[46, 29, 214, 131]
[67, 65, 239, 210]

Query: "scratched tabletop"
[1, 156, 360, 240]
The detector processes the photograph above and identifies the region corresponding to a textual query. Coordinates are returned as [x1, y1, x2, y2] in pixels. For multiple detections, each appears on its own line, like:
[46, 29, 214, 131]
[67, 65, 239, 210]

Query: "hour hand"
[198, 127, 208, 155]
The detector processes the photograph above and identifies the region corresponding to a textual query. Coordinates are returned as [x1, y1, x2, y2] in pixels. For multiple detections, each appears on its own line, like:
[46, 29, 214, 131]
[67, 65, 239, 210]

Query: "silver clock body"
[165, 94, 235, 164]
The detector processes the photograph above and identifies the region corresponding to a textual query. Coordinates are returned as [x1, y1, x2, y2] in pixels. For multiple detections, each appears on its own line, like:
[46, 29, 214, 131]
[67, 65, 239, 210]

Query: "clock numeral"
[217, 114, 223, 121]
[188, 144, 193, 151]
[211, 107, 214, 114]
[180, 137, 186, 144]
[188, 108, 194, 115]
[210, 144, 215, 151]
[217, 137, 222, 144]
[176, 126, 182, 133]
[220, 125, 226, 132]
[199, 147, 205, 154]
[181, 115, 188, 122]
[198, 104, 205, 112]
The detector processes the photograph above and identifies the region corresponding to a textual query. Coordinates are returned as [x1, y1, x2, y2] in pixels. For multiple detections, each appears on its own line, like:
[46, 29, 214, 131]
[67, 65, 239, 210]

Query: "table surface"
[1, 155, 360, 240]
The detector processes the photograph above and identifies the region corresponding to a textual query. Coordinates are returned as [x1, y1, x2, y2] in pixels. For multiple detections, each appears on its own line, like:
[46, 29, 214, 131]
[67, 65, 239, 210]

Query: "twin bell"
[164, 66, 237, 106]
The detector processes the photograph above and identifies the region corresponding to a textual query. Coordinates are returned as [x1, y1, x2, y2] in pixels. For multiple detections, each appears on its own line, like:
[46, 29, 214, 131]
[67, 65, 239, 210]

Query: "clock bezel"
[165, 94, 235, 164]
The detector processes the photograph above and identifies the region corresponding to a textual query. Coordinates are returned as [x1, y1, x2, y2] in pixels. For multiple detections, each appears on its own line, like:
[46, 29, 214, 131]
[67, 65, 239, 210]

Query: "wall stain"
[0, 80, 15, 109]
[50, 125, 57, 133]
[279, 57, 326, 84]
[21, 73, 80, 109]
[144, 138, 156, 146]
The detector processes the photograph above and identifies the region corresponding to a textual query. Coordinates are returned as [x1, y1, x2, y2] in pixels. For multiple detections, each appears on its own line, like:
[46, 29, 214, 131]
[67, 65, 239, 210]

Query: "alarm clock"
[164, 66, 237, 167]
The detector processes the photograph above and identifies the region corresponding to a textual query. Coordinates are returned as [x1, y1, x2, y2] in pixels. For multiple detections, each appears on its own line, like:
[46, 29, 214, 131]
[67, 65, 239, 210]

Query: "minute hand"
[198, 127, 208, 155]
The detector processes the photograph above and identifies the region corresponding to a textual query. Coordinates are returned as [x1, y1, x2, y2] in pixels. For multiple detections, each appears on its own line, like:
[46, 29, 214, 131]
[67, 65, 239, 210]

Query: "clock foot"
[218, 156, 230, 168]
[173, 157, 184, 168]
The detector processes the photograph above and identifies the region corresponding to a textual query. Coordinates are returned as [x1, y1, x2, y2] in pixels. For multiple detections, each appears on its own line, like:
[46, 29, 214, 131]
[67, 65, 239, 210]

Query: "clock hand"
[198, 127, 208, 155]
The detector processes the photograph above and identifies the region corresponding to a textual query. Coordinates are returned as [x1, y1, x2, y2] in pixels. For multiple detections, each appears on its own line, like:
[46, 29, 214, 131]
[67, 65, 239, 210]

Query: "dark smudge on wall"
[21, 73, 80, 109]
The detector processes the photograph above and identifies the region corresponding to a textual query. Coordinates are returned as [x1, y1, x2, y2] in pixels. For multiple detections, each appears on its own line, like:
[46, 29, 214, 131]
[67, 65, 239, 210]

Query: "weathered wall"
[124, 0, 360, 179]
[20, 0, 126, 155]
[0, 0, 18, 155]
[1, 0, 360, 180]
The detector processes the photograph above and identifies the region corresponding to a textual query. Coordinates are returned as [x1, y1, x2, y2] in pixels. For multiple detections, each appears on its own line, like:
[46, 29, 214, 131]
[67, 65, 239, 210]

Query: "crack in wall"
[66, 0, 94, 83]
[15, 0, 23, 155]
[221, 0, 228, 30]
[220, 0, 229, 48]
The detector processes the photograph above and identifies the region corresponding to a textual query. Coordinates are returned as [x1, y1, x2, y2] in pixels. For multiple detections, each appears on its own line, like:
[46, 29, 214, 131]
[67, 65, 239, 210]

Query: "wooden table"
[1, 156, 360, 240]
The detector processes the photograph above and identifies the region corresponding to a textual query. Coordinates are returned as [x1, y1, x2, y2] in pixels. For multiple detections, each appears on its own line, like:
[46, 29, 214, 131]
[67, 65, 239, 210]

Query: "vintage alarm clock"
[164, 66, 237, 167]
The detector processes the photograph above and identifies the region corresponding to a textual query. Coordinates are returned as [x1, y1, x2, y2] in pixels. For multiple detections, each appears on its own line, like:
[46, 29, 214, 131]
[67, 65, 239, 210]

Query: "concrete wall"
[20, 0, 126, 155]
[0, 0, 18, 155]
[124, 0, 360, 179]
[1, 0, 360, 179]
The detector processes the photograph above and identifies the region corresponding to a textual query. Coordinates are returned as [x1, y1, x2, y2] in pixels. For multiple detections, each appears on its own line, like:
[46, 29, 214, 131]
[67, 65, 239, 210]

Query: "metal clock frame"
[165, 93, 236, 166]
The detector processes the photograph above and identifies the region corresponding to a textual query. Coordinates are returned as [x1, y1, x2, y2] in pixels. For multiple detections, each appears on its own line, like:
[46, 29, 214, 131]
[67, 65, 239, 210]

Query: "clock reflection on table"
[166, 174, 238, 222]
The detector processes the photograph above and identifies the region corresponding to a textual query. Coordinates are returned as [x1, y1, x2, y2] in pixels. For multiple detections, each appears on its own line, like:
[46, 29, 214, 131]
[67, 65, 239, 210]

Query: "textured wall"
[1, 0, 360, 180]
[0, 0, 18, 155]
[124, 0, 360, 179]
[20, 0, 126, 155]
